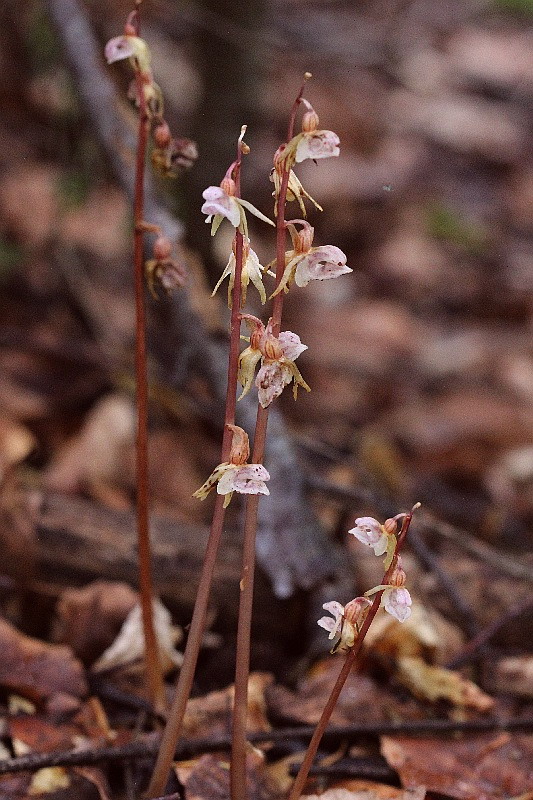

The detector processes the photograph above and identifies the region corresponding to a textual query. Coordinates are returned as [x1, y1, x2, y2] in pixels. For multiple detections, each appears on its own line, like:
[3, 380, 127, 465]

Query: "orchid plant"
[105, 2, 196, 716]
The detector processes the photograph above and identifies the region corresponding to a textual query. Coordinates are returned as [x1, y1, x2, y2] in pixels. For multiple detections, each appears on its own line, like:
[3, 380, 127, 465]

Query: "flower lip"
[105, 35, 137, 64]
[383, 587, 412, 622]
[294, 245, 351, 288]
[201, 186, 241, 228]
[295, 130, 340, 163]
[349, 517, 389, 556]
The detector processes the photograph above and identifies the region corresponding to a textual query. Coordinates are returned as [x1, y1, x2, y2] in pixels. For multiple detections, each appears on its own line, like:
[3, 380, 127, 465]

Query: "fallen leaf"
[0, 617, 87, 703]
[183, 673, 273, 741]
[53, 580, 138, 665]
[176, 749, 279, 800]
[303, 781, 426, 799]
[381, 733, 533, 799]
[91, 598, 182, 675]
[397, 656, 494, 710]
[27, 767, 70, 794]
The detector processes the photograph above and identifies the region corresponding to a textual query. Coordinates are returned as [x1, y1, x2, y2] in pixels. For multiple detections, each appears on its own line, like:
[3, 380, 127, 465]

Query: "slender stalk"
[147, 141, 246, 799]
[230, 78, 308, 800]
[287, 510, 416, 800]
[133, 60, 166, 715]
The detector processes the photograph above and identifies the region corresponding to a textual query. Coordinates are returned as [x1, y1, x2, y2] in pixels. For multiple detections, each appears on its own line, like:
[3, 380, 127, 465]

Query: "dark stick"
[1, 717, 532, 775]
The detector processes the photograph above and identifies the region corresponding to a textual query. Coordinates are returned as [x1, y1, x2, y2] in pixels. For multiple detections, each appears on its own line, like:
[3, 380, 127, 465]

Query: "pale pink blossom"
[252, 329, 308, 408]
[201, 186, 274, 237]
[201, 186, 241, 228]
[295, 130, 340, 163]
[105, 35, 151, 74]
[255, 362, 292, 407]
[294, 245, 351, 287]
[317, 601, 344, 640]
[382, 587, 412, 622]
[349, 517, 389, 556]
[278, 331, 308, 361]
[216, 463, 270, 496]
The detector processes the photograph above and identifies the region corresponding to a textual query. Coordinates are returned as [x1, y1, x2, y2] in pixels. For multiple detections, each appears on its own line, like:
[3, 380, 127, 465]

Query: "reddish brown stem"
[133, 66, 166, 716]
[287, 510, 416, 800]
[230, 77, 308, 800]
[147, 139, 246, 799]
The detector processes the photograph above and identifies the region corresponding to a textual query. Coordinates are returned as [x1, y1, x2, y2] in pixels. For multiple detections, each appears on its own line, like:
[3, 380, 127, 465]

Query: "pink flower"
[295, 130, 340, 163]
[104, 35, 151, 74]
[202, 186, 241, 228]
[317, 601, 344, 640]
[382, 587, 412, 622]
[251, 328, 309, 408]
[294, 245, 351, 287]
[201, 185, 274, 238]
[216, 463, 270, 496]
[349, 517, 389, 556]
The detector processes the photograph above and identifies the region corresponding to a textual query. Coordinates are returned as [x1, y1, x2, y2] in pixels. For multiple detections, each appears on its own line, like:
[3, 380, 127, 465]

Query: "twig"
[288, 757, 397, 783]
[230, 76, 309, 800]
[2, 717, 532, 775]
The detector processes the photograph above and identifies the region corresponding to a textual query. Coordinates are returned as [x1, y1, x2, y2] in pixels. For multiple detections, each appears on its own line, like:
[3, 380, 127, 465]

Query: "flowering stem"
[230, 77, 308, 800]
[147, 140, 246, 799]
[133, 60, 166, 716]
[287, 508, 417, 800]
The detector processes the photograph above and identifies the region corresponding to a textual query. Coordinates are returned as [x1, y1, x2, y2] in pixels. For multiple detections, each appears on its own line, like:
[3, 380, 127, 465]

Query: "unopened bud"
[293, 221, 314, 254]
[344, 596, 372, 625]
[220, 176, 236, 197]
[383, 517, 398, 535]
[302, 110, 319, 133]
[227, 425, 250, 466]
[153, 235, 172, 261]
[390, 558, 407, 587]
[153, 121, 172, 148]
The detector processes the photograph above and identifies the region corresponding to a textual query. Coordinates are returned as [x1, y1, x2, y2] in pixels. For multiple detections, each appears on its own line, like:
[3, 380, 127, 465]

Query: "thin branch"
[2, 717, 532, 775]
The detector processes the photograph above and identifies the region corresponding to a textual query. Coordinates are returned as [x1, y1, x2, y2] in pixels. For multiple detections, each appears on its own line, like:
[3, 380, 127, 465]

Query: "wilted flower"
[238, 316, 310, 408]
[270, 220, 351, 296]
[145, 236, 186, 298]
[202, 182, 274, 238]
[317, 597, 372, 653]
[349, 516, 390, 556]
[152, 137, 198, 178]
[193, 425, 270, 508]
[212, 237, 266, 307]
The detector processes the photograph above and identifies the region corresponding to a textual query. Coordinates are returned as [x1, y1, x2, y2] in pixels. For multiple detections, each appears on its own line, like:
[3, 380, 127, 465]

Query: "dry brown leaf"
[176, 748, 279, 800]
[382, 732, 533, 799]
[183, 673, 273, 741]
[0, 617, 87, 703]
[397, 656, 495, 710]
[303, 781, 426, 799]
[44, 393, 135, 494]
[53, 580, 138, 665]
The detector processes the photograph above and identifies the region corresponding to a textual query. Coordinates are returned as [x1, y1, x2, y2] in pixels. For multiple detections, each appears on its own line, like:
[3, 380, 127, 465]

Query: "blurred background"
[0, 0, 531, 669]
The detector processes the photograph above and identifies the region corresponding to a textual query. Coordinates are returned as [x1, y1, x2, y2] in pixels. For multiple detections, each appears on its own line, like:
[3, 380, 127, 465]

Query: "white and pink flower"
[382, 586, 412, 622]
[201, 184, 274, 238]
[295, 130, 340, 163]
[105, 35, 151, 75]
[349, 517, 389, 556]
[211, 238, 266, 307]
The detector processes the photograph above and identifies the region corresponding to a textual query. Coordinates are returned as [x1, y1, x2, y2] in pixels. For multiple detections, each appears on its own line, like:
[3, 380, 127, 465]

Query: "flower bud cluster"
[145, 236, 186, 298]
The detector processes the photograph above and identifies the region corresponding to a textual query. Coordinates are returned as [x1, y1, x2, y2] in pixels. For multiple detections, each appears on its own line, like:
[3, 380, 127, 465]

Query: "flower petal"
[232, 463, 270, 495]
[295, 130, 340, 163]
[201, 187, 240, 228]
[317, 616, 337, 633]
[244, 248, 266, 305]
[238, 198, 275, 227]
[255, 362, 291, 408]
[294, 246, 351, 287]
[278, 331, 307, 361]
[216, 466, 239, 495]
[323, 601, 344, 617]
[383, 587, 412, 623]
